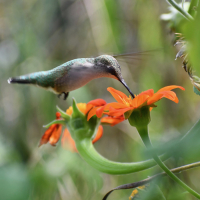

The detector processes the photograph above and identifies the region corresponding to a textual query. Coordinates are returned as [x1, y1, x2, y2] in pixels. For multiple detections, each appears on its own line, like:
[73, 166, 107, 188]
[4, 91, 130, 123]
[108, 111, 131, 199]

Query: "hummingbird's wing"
[112, 49, 160, 58]
[112, 49, 161, 66]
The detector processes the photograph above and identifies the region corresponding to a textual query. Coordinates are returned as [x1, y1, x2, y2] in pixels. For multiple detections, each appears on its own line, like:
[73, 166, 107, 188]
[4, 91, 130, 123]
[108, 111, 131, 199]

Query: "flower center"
[66, 103, 87, 115]
[122, 95, 133, 107]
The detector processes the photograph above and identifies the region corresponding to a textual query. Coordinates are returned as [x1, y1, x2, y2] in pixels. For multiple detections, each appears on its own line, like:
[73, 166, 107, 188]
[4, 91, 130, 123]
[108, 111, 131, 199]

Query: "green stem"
[152, 156, 200, 199]
[188, 0, 199, 16]
[76, 138, 167, 175]
[138, 126, 200, 199]
[102, 161, 200, 200]
[166, 0, 194, 21]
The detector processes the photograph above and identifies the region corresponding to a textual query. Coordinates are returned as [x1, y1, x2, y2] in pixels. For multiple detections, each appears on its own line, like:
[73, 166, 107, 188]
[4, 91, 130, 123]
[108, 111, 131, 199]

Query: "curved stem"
[166, 0, 194, 21]
[138, 126, 200, 199]
[76, 138, 167, 175]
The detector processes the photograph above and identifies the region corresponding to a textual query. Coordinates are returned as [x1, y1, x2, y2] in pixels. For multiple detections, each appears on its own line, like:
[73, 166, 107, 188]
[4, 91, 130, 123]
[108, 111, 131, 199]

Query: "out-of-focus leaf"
[0, 164, 31, 200]
[29, 163, 58, 199]
[144, 119, 200, 162]
[183, 4, 200, 75]
[193, 86, 200, 95]
[160, 2, 190, 33]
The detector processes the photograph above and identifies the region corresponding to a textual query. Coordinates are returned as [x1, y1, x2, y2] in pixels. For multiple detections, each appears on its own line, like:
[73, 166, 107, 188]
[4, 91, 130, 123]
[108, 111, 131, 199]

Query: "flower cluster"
[87, 86, 184, 127]
[40, 85, 184, 150]
[39, 102, 122, 151]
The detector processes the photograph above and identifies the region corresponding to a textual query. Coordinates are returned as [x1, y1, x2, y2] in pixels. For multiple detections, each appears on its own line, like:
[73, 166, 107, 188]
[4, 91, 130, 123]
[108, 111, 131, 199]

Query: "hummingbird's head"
[94, 55, 135, 98]
[94, 55, 122, 79]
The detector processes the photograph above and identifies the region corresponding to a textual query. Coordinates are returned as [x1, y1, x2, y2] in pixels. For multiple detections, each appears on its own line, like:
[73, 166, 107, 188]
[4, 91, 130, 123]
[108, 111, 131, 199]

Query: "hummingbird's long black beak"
[119, 79, 135, 98]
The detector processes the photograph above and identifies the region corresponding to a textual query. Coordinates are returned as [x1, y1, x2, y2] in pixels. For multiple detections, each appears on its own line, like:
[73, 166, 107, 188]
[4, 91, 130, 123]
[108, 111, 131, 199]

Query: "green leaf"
[193, 86, 200, 95]
[71, 98, 85, 118]
[43, 119, 66, 128]
[183, 4, 200, 75]
[56, 105, 70, 121]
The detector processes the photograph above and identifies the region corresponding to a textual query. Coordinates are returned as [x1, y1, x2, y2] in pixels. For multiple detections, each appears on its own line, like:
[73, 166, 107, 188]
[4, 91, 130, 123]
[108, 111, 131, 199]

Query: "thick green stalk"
[57, 100, 166, 175]
[166, 0, 194, 20]
[138, 126, 200, 199]
[76, 137, 167, 175]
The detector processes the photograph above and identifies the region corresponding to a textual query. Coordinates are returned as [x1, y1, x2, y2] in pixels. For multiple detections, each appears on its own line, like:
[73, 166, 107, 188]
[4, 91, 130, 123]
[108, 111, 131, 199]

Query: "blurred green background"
[0, 0, 200, 199]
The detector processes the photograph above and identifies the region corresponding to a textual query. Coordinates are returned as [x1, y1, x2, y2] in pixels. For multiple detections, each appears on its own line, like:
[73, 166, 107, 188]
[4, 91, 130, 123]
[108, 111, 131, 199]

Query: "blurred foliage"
[0, 0, 200, 199]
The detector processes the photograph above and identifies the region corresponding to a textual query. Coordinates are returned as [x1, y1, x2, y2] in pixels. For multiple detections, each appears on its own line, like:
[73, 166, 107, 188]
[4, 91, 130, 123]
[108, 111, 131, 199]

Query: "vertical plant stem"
[152, 155, 200, 199]
[166, 0, 194, 21]
[137, 126, 200, 199]
[182, 0, 185, 9]
[188, 0, 199, 16]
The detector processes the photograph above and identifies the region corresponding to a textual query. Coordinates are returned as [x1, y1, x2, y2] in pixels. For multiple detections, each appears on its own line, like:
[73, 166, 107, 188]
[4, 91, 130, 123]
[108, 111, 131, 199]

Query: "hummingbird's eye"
[101, 59, 110, 66]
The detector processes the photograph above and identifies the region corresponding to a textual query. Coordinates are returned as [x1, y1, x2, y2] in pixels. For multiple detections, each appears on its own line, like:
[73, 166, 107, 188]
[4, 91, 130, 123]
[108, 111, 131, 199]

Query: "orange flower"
[104, 86, 185, 117]
[39, 103, 103, 151]
[39, 112, 62, 147]
[87, 86, 185, 120]
[86, 99, 125, 126]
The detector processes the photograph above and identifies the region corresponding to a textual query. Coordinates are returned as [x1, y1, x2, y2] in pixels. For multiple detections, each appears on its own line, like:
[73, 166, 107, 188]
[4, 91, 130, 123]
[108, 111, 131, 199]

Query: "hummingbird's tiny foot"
[63, 92, 69, 100]
[58, 92, 69, 100]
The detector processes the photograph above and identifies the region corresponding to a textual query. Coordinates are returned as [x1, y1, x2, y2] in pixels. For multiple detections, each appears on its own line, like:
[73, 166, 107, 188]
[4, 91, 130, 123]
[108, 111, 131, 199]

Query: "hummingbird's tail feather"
[7, 77, 36, 84]
[7, 71, 53, 88]
[8, 71, 58, 93]
[7, 74, 37, 85]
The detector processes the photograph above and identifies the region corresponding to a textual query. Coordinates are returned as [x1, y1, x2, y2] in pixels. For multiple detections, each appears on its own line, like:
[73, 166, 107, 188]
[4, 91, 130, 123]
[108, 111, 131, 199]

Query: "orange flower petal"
[101, 116, 125, 126]
[92, 125, 103, 143]
[103, 102, 128, 110]
[87, 107, 99, 120]
[158, 91, 179, 103]
[61, 129, 77, 152]
[39, 124, 57, 147]
[96, 106, 106, 118]
[49, 125, 62, 146]
[86, 99, 107, 119]
[132, 94, 149, 108]
[139, 89, 154, 97]
[56, 112, 61, 119]
[147, 90, 180, 105]
[87, 99, 107, 106]
[39, 112, 62, 147]
[157, 85, 185, 92]
[105, 106, 133, 117]
[107, 87, 128, 103]
[147, 93, 164, 105]
[85, 104, 93, 114]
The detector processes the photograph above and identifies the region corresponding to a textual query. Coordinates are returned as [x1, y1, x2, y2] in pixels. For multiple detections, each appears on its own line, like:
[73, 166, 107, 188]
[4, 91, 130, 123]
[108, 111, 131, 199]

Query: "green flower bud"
[128, 106, 151, 128]
[66, 98, 100, 142]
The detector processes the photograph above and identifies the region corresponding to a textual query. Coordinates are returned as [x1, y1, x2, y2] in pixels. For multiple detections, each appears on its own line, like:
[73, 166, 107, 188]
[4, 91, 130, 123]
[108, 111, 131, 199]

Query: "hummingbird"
[8, 55, 135, 100]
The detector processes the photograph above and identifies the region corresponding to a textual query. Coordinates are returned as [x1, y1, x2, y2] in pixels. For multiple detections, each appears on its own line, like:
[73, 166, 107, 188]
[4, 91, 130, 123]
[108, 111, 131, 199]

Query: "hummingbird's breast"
[54, 60, 104, 93]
